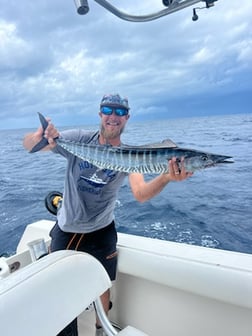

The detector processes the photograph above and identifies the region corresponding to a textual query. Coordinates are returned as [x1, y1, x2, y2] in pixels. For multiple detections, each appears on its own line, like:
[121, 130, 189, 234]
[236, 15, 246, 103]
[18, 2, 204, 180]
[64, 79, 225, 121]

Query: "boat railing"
[73, 0, 218, 22]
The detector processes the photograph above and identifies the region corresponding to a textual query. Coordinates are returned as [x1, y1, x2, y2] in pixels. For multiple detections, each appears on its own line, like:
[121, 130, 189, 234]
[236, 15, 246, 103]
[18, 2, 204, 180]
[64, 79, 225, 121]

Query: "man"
[23, 93, 192, 336]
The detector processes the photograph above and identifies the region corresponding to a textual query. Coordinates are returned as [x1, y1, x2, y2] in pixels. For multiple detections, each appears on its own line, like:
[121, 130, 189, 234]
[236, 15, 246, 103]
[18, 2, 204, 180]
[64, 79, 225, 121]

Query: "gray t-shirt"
[52, 129, 127, 233]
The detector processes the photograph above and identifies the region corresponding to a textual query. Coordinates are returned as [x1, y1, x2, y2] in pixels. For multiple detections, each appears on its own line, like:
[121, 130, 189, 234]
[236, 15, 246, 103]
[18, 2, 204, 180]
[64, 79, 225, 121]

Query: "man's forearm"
[129, 173, 171, 203]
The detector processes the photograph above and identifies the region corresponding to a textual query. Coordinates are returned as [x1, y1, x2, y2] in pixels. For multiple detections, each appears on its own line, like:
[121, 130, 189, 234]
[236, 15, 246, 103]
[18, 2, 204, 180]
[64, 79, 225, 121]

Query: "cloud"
[0, 0, 251, 129]
[0, 20, 30, 70]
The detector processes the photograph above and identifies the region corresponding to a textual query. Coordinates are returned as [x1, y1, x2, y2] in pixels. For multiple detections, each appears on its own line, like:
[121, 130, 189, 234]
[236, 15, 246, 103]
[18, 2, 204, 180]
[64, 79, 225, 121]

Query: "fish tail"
[29, 112, 49, 153]
[38, 112, 49, 131]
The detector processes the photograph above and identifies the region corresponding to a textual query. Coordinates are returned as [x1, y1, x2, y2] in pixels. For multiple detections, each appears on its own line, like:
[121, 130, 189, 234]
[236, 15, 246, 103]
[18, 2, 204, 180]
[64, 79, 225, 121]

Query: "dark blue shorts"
[49, 221, 118, 281]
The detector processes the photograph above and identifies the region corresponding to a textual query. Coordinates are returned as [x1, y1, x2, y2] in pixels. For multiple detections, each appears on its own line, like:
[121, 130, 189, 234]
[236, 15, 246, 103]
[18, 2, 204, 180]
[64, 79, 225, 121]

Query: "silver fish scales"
[56, 138, 233, 174]
[30, 112, 233, 174]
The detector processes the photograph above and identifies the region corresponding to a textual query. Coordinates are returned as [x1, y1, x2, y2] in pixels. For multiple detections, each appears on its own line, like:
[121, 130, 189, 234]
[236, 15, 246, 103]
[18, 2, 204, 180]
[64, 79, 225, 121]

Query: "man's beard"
[100, 124, 125, 141]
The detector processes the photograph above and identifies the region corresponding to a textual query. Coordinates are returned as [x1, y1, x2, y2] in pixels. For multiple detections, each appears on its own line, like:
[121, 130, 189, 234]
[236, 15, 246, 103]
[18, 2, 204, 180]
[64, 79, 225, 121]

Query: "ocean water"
[1, 113, 252, 256]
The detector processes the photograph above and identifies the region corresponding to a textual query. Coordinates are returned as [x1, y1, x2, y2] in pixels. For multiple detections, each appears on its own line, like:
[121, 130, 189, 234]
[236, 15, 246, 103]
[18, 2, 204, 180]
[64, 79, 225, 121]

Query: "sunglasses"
[101, 106, 129, 117]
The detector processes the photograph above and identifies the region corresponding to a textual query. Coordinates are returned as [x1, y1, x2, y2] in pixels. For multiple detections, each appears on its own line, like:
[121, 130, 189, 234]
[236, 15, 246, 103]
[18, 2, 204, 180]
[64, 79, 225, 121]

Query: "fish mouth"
[219, 159, 234, 164]
[203, 156, 234, 169]
[217, 155, 234, 164]
[201, 154, 234, 169]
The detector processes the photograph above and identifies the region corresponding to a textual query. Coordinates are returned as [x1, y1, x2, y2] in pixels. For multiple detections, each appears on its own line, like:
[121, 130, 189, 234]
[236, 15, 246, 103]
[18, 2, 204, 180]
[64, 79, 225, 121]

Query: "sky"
[0, 0, 251, 129]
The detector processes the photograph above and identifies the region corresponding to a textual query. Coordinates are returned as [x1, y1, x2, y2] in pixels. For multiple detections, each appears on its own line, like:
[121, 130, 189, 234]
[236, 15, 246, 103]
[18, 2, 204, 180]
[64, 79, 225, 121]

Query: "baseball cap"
[100, 93, 130, 110]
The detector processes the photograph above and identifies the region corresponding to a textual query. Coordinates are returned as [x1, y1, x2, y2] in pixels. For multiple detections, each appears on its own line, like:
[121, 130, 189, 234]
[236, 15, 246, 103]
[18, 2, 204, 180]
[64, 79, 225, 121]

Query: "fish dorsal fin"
[160, 138, 178, 148]
[138, 138, 178, 149]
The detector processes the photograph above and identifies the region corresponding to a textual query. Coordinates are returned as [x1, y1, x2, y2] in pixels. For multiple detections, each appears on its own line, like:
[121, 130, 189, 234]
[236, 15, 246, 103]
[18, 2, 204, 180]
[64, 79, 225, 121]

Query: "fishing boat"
[1, 211, 252, 335]
[1, 1, 251, 335]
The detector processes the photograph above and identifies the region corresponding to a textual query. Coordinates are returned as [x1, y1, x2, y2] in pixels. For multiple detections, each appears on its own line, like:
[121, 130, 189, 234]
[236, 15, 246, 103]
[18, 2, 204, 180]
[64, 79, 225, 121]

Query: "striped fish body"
[57, 138, 232, 174]
[30, 112, 233, 174]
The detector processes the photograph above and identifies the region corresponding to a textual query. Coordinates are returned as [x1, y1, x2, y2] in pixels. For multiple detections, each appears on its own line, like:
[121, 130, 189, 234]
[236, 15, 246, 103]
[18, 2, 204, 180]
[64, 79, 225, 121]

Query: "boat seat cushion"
[118, 326, 149, 336]
[1, 250, 111, 336]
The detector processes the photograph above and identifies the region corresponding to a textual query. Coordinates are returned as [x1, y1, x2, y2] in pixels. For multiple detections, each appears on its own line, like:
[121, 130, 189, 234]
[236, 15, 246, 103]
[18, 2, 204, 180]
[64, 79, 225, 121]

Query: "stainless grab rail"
[73, 0, 218, 22]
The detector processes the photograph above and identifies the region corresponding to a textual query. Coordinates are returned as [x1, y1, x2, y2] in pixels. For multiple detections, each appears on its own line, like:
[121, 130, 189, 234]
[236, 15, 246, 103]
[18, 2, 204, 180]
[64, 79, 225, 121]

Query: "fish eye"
[201, 155, 208, 161]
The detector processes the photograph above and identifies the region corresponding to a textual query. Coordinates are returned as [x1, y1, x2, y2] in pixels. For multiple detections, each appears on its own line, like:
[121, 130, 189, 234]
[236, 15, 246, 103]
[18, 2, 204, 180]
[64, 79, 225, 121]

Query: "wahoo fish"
[30, 112, 233, 174]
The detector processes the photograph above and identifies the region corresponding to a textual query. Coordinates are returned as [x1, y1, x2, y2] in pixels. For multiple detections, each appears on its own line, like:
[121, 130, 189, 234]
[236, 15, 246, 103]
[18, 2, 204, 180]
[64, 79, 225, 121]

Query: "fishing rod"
[73, 0, 218, 22]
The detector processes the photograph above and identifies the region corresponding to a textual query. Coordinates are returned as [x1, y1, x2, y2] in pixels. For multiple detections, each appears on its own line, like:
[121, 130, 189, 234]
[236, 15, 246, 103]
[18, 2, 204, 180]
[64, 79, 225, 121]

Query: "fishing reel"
[44, 191, 63, 215]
